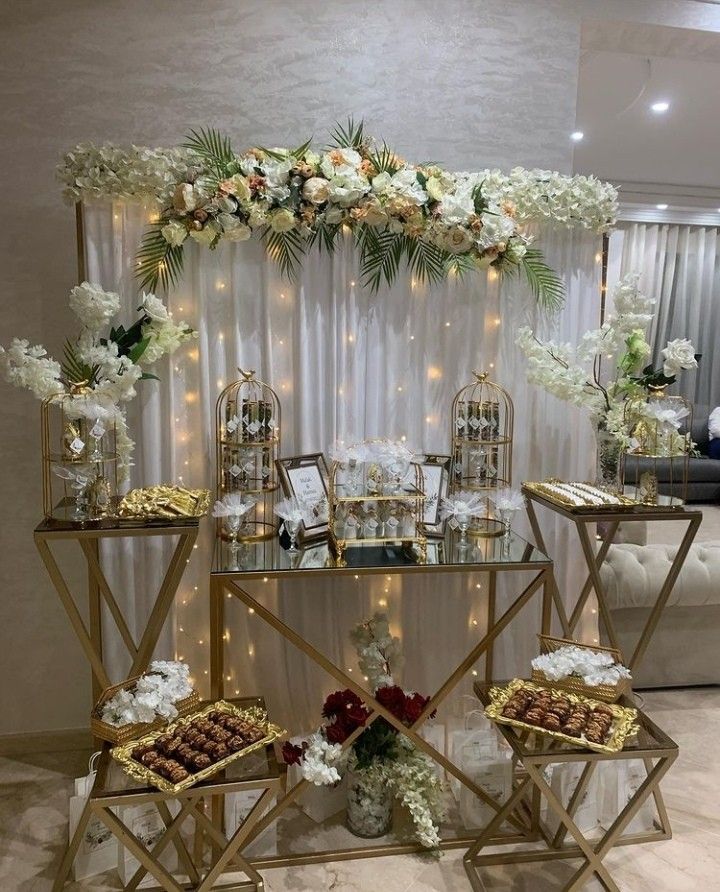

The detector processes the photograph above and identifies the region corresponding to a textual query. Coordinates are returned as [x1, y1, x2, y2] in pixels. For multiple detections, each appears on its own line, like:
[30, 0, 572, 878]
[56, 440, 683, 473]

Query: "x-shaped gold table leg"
[213, 567, 555, 848]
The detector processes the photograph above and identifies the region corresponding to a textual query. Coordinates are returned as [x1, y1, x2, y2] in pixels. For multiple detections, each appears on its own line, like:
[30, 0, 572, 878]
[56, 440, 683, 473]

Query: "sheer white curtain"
[83, 200, 600, 730]
[619, 222, 720, 407]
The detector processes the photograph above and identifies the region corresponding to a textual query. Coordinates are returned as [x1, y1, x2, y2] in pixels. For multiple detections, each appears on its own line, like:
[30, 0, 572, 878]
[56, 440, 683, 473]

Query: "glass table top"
[212, 528, 549, 576]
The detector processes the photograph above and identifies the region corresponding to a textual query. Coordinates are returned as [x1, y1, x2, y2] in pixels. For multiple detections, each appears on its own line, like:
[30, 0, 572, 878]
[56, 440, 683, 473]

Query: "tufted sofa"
[600, 542, 720, 687]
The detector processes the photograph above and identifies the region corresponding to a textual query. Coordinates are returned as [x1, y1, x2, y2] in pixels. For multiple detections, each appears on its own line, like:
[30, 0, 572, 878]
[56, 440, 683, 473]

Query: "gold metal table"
[35, 517, 199, 703]
[209, 531, 559, 868]
[522, 487, 702, 672]
[55, 696, 281, 891]
[465, 681, 678, 892]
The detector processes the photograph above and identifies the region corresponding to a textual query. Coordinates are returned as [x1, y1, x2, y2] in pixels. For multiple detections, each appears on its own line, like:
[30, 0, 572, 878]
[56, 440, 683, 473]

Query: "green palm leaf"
[61, 340, 97, 386]
[182, 128, 235, 179]
[330, 118, 365, 150]
[307, 223, 341, 254]
[356, 225, 405, 292]
[367, 143, 402, 176]
[402, 237, 448, 285]
[509, 247, 565, 312]
[262, 227, 307, 280]
[136, 222, 185, 292]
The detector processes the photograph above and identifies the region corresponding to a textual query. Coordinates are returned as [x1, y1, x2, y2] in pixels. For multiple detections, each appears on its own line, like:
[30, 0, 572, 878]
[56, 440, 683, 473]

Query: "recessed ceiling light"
[656, 203, 668, 210]
[570, 131, 584, 141]
[651, 101, 670, 114]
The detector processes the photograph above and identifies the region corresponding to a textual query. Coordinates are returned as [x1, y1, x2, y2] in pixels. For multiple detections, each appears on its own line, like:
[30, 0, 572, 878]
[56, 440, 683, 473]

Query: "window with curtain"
[618, 222, 720, 409]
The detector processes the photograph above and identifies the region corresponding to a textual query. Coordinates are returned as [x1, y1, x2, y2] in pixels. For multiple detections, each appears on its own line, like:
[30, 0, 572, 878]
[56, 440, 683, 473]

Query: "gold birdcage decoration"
[41, 385, 119, 524]
[215, 369, 281, 541]
[450, 371, 514, 537]
[621, 386, 691, 507]
[328, 440, 427, 564]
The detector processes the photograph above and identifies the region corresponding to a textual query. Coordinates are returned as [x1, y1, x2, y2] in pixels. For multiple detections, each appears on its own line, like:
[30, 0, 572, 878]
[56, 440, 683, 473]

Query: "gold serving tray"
[112, 700, 285, 794]
[485, 679, 639, 755]
[523, 481, 638, 514]
[116, 485, 211, 524]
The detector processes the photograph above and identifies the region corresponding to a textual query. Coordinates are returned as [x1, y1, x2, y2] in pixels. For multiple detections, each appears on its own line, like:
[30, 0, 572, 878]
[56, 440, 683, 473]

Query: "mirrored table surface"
[213, 529, 550, 578]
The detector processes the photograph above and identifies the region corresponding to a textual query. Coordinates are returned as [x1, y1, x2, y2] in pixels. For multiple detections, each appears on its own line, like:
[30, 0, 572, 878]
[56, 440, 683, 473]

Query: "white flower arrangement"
[532, 644, 631, 688]
[100, 660, 193, 726]
[491, 487, 525, 512]
[516, 274, 699, 450]
[0, 283, 195, 480]
[283, 612, 445, 849]
[440, 490, 485, 523]
[211, 492, 257, 519]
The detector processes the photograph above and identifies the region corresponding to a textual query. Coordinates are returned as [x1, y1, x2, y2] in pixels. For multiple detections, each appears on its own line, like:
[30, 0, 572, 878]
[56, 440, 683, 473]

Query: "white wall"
[0, 0, 716, 734]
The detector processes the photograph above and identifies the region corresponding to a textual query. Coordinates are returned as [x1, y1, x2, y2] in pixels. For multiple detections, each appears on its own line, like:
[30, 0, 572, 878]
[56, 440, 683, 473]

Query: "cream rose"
[425, 176, 445, 202]
[220, 174, 251, 202]
[661, 338, 698, 377]
[188, 223, 218, 246]
[172, 183, 198, 213]
[268, 207, 296, 233]
[161, 220, 188, 247]
[303, 177, 330, 205]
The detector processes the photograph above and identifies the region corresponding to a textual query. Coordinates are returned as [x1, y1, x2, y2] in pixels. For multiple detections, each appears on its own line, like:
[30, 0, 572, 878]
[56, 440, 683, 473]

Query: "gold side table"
[522, 487, 702, 672]
[34, 518, 199, 703]
[209, 531, 561, 866]
[54, 696, 281, 892]
[466, 682, 678, 892]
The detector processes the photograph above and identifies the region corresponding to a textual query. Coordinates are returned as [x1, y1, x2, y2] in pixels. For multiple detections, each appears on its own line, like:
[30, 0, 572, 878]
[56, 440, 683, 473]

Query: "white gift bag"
[67, 753, 117, 881]
[599, 760, 656, 835]
[545, 762, 602, 837]
[116, 802, 178, 888]
[224, 788, 277, 855]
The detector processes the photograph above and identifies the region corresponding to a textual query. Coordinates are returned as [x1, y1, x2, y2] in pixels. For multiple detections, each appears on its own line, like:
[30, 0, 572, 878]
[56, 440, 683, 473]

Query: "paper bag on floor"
[545, 762, 602, 837]
[116, 802, 178, 888]
[599, 760, 656, 835]
[224, 788, 277, 855]
[68, 753, 117, 881]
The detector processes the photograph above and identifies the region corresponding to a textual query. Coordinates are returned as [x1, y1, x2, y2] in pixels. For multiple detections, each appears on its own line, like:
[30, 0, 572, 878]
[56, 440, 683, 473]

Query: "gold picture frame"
[276, 453, 330, 542]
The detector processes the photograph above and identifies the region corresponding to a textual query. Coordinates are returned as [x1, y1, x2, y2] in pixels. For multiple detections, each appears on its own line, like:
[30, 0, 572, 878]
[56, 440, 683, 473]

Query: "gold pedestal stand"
[34, 518, 199, 704]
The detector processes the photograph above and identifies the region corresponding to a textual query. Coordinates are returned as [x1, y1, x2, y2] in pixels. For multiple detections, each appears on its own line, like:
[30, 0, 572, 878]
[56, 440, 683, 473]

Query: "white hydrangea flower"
[69, 282, 121, 331]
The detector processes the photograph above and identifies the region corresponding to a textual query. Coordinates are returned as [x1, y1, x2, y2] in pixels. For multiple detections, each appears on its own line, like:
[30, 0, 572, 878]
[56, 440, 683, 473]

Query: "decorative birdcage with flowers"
[41, 385, 120, 523]
[621, 386, 692, 507]
[450, 371, 514, 536]
[215, 369, 281, 542]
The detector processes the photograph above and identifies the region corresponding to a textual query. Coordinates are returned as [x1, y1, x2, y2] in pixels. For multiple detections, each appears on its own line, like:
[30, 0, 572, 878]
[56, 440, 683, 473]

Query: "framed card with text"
[415, 454, 451, 537]
[276, 453, 330, 542]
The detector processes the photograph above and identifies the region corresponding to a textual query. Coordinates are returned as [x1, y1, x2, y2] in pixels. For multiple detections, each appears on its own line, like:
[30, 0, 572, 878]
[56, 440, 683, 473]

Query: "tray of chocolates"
[522, 481, 637, 513]
[111, 700, 285, 793]
[484, 679, 638, 754]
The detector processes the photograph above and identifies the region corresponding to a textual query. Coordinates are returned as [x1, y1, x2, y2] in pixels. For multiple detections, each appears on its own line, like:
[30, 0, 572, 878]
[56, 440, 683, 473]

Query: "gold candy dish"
[485, 678, 639, 755]
[111, 700, 285, 794]
[116, 485, 210, 524]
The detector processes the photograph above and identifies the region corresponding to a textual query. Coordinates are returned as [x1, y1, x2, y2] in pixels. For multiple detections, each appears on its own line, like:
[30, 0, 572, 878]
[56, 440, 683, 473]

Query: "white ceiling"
[573, 20, 720, 212]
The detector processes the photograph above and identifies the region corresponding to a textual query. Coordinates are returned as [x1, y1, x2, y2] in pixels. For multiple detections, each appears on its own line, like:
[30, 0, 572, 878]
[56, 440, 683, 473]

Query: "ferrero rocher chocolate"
[117, 485, 210, 519]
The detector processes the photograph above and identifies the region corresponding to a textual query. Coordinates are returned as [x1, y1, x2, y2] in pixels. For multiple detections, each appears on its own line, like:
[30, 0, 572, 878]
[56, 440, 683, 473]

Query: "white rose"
[188, 223, 218, 246]
[303, 177, 330, 204]
[219, 216, 252, 241]
[161, 220, 188, 247]
[268, 207, 296, 232]
[371, 172, 392, 195]
[425, 176, 444, 201]
[140, 292, 170, 322]
[172, 182, 198, 213]
[661, 338, 697, 377]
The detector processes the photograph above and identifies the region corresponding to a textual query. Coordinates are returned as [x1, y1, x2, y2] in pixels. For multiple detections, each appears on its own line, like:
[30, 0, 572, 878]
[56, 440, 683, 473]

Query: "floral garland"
[58, 122, 618, 308]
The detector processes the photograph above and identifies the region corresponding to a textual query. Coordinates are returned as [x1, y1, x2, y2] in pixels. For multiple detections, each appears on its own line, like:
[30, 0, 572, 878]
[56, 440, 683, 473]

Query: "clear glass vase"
[346, 767, 393, 838]
[594, 426, 622, 493]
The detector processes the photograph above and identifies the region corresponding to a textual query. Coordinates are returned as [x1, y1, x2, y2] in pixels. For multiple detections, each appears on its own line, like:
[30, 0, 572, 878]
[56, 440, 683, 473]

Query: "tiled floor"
[1, 687, 718, 891]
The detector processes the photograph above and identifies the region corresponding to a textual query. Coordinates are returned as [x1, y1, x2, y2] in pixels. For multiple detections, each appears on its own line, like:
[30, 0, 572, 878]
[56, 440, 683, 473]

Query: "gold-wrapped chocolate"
[118, 485, 210, 519]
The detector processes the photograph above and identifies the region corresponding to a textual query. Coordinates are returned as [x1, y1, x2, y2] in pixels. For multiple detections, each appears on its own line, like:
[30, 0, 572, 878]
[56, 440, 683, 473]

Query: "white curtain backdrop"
[83, 200, 600, 730]
[618, 222, 720, 407]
